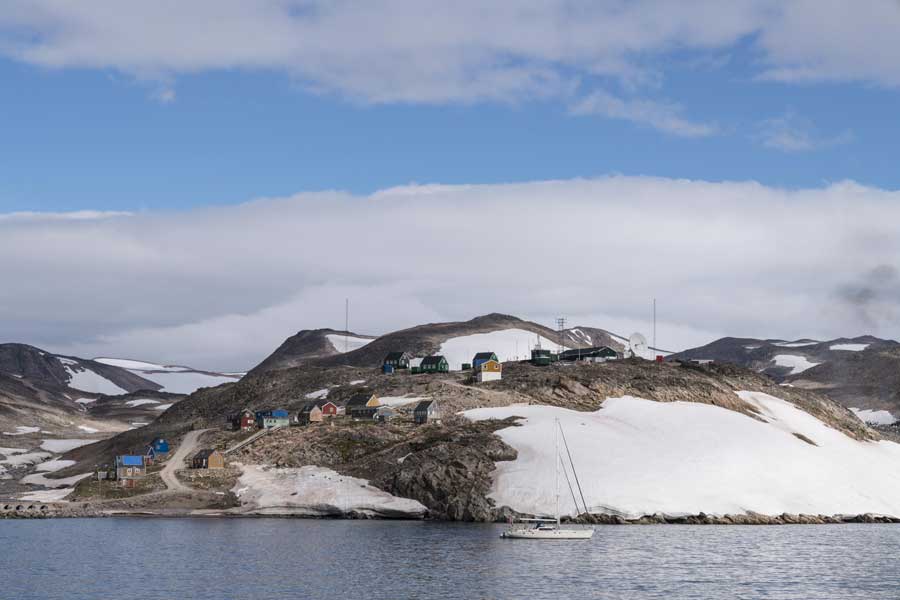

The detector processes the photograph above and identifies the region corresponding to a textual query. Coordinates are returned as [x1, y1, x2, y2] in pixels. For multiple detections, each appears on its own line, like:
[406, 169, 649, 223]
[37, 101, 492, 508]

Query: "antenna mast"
[345, 298, 349, 352]
[556, 317, 567, 355]
[652, 298, 656, 356]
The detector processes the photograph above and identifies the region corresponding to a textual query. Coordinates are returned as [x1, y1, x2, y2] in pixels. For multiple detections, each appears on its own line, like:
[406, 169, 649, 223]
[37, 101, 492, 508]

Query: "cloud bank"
[3, 176, 900, 370]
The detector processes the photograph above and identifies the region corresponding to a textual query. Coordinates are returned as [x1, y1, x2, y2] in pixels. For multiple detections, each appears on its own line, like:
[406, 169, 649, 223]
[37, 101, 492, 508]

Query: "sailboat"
[501, 418, 595, 540]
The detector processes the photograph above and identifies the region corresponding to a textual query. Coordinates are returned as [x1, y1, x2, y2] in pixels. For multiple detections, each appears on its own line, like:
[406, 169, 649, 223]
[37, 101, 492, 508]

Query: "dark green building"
[420, 355, 449, 373]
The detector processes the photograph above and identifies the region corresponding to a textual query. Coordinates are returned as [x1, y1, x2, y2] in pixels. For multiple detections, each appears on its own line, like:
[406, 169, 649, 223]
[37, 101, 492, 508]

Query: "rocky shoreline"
[4, 502, 899, 524]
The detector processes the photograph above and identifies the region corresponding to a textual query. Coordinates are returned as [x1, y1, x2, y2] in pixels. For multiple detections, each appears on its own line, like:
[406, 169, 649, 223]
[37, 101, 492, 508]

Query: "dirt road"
[160, 429, 208, 492]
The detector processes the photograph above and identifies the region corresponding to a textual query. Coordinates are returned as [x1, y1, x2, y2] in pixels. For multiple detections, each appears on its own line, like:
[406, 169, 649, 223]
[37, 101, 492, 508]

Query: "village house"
[559, 346, 620, 362]
[346, 392, 381, 420]
[192, 449, 225, 470]
[255, 409, 290, 429]
[475, 358, 502, 382]
[297, 399, 338, 425]
[413, 399, 440, 425]
[383, 352, 412, 371]
[531, 348, 555, 366]
[144, 445, 157, 465]
[419, 355, 449, 374]
[229, 409, 256, 431]
[115, 455, 146, 488]
[150, 437, 170, 455]
[472, 352, 498, 369]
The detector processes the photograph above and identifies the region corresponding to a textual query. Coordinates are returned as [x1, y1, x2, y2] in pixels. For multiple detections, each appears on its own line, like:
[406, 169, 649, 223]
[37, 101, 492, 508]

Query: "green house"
[531, 348, 553, 366]
[420, 355, 449, 373]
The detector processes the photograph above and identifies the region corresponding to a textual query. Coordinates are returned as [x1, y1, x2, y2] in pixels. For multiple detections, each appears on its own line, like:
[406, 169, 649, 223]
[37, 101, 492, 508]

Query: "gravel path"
[160, 429, 208, 492]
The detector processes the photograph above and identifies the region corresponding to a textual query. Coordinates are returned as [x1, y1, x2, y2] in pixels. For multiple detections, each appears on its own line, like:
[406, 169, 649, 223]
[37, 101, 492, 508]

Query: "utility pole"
[556, 317, 567, 355]
[652, 298, 657, 357]
[345, 298, 349, 352]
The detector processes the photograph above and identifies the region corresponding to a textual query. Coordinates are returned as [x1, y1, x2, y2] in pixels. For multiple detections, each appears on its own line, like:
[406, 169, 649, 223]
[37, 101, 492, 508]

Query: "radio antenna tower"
[556, 317, 567, 354]
[345, 298, 350, 352]
[651, 298, 657, 357]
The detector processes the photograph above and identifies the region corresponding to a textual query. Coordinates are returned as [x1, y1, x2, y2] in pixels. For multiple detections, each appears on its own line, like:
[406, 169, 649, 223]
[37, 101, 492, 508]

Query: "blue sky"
[2, 1, 900, 213]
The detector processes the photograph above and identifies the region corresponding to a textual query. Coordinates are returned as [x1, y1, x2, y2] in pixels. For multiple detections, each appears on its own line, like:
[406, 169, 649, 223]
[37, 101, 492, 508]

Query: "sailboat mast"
[555, 418, 560, 527]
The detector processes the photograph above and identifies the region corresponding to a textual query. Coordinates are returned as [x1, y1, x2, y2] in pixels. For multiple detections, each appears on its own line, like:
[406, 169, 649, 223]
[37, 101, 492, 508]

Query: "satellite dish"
[628, 332, 648, 358]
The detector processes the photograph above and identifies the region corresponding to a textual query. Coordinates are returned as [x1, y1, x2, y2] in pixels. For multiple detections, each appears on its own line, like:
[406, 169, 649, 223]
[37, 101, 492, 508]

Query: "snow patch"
[379, 395, 430, 407]
[465, 394, 900, 519]
[439, 328, 564, 370]
[326, 334, 373, 353]
[233, 464, 427, 517]
[65, 365, 128, 395]
[124, 399, 160, 407]
[18, 488, 75, 502]
[21, 471, 91, 488]
[851, 408, 897, 425]
[0, 451, 53, 467]
[830, 343, 870, 352]
[772, 354, 821, 374]
[153, 403, 173, 411]
[305, 389, 329, 400]
[75, 398, 96, 405]
[2, 426, 41, 436]
[131, 422, 149, 427]
[40, 439, 95, 453]
[773, 341, 819, 348]
[35, 459, 76, 472]
[77, 425, 100, 433]
[349, 379, 366, 385]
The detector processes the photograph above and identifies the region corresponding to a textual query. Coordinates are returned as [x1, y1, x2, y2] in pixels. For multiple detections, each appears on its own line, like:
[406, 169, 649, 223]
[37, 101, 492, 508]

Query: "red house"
[229, 409, 256, 431]
[321, 401, 338, 417]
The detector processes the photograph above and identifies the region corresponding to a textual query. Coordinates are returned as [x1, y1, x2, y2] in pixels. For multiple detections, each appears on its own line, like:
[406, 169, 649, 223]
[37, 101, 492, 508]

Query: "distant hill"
[670, 335, 900, 419]
[251, 314, 628, 374]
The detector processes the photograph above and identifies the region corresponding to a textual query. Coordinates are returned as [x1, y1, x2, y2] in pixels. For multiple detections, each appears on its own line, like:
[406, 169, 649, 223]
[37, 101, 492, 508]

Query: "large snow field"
[771, 354, 821, 374]
[94, 357, 185, 371]
[0, 451, 53, 468]
[132, 370, 238, 394]
[35, 459, 76, 472]
[233, 464, 427, 518]
[40, 439, 96, 453]
[830, 343, 870, 352]
[65, 366, 128, 395]
[851, 408, 897, 425]
[439, 328, 564, 370]
[465, 392, 900, 519]
[326, 334, 373, 353]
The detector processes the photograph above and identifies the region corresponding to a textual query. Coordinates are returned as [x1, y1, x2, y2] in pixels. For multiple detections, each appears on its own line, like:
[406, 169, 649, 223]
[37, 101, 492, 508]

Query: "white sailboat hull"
[501, 527, 595, 540]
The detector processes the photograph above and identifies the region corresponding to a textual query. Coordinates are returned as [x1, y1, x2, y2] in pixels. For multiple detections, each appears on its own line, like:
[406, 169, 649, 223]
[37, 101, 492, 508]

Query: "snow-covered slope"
[851, 408, 897, 425]
[438, 328, 563, 370]
[466, 392, 900, 519]
[771, 354, 820, 375]
[325, 334, 373, 353]
[94, 357, 241, 394]
[63, 364, 129, 395]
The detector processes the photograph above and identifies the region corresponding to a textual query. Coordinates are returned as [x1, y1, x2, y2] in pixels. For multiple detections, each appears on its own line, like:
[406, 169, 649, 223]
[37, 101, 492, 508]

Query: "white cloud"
[755, 113, 853, 152]
[571, 91, 717, 137]
[4, 177, 900, 370]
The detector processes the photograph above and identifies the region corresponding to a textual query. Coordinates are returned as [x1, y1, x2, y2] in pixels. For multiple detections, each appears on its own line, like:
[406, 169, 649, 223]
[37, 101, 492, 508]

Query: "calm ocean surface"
[1, 519, 898, 599]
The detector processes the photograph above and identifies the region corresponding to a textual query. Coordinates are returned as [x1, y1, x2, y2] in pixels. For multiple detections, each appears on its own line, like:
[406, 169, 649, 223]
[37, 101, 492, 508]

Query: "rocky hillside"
[0, 344, 161, 394]
[670, 335, 900, 418]
[253, 329, 375, 372]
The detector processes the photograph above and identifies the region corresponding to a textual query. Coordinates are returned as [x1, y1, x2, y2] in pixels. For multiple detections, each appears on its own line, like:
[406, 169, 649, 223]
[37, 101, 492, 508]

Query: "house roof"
[346, 392, 376, 407]
[193, 449, 218, 460]
[473, 352, 496, 360]
[420, 356, 446, 366]
[299, 401, 325, 413]
[384, 352, 409, 361]
[117, 455, 143, 466]
[413, 400, 434, 412]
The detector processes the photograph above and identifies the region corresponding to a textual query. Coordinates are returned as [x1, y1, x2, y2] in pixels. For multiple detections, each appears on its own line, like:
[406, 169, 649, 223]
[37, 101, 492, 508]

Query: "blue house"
[472, 352, 499, 370]
[151, 438, 170, 455]
[115, 455, 147, 487]
[255, 409, 290, 429]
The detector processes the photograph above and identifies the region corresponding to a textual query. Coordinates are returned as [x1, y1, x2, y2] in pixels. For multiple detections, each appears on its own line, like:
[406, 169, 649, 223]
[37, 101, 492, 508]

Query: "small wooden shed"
[192, 449, 224, 470]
